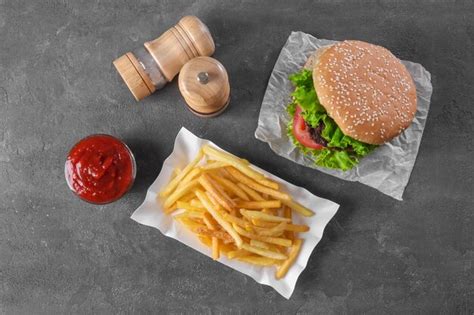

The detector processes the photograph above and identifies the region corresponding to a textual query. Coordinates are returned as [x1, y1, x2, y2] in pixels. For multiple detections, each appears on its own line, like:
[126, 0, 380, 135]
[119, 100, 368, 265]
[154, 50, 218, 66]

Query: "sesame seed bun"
[304, 46, 330, 70]
[312, 40, 417, 145]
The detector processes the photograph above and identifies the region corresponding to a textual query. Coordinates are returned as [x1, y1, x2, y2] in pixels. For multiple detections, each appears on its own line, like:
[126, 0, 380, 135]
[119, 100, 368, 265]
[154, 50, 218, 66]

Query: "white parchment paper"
[255, 32, 433, 200]
[131, 127, 340, 299]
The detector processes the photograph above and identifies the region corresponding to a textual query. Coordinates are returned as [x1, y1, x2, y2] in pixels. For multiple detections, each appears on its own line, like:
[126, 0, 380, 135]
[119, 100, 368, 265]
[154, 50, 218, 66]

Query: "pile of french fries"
[159, 145, 314, 279]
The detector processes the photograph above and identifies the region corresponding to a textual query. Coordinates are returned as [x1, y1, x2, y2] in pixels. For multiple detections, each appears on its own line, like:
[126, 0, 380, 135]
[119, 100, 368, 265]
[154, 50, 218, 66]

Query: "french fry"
[236, 200, 281, 209]
[203, 212, 219, 230]
[161, 145, 314, 279]
[267, 243, 286, 254]
[212, 237, 220, 260]
[252, 222, 287, 236]
[250, 239, 270, 249]
[189, 199, 204, 208]
[164, 202, 179, 214]
[252, 220, 276, 227]
[160, 150, 203, 197]
[195, 190, 243, 248]
[285, 224, 310, 233]
[222, 212, 252, 229]
[281, 199, 314, 217]
[251, 220, 309, 233]
[219, 167, 235, 180]
[198, 174, 235, 213]
[164, 179, 200, 208]
[256, 178, 279, 190]
[208, 173, 250, 201]
[218, 243, 237, 256]
[227, 167, 290, 201]
[262, 230, 284, 237]
[276, 239, 303, 279]
[202, 208, 220, 260]
[180, 193, 197, 203]
[205, 192, 223, 209]
[268, 208, 281, 215]
[177, 217, 206, 230]
[240, 209, 291, 222]
[200, 236, 234, 256]
[163, 168, 201, 206]
[261, 208, 277, 215]
[198, 235, 212, 246]
[206, 191, 240, 217]
[199, 212, 219, 260]
[283, 206, 294, 241]
[241, 243, 287, 260]
[251, 227, 284, 237]
[233, 224, 292, 247]
[173, 210, 204, 220]
[201, 161, 228, 170]
[236, 183, 265, 201]
[176, 201, 206, 212]
[227, 249, 251, 259]
[206, 173, 238, 198]
[172, 167, 181, 178]
[193, 226, 234, 244]
[178, 167, 201, 186]
[198, 236, 236, 256]
[237, 256, 283, 266]
[202, 145, 264, 181]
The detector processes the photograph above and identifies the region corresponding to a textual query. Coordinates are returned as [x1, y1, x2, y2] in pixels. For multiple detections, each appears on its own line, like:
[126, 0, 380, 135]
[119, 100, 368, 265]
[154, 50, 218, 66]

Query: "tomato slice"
[292, 106, 325, 150]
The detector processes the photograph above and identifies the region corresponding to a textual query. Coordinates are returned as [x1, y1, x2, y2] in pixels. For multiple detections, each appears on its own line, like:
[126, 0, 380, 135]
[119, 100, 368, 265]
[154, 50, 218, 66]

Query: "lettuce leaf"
[287, 69, 377, 171]
[289, 70, 326, 127]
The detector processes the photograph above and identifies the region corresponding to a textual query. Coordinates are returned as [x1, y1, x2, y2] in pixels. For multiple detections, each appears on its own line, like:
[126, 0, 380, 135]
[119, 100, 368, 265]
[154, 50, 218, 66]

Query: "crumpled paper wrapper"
[131, 127, 340, 299]
[255, 32, 433, 200]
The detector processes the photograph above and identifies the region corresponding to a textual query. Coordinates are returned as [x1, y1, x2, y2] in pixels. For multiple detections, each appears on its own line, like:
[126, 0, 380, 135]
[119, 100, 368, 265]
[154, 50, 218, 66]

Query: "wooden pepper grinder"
[113, 16, 215, 101]
[178, 57, 230, 117]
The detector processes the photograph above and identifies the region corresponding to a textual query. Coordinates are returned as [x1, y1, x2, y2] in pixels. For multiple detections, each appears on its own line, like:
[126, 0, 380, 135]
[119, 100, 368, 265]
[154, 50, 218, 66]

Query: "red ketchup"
[65, 134, 136, 204]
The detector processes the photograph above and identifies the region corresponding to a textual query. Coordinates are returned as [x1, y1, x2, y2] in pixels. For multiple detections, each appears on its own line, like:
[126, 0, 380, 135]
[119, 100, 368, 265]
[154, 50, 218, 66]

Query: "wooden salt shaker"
[113, 16, 215, 101]
[178, 57, 230, 117]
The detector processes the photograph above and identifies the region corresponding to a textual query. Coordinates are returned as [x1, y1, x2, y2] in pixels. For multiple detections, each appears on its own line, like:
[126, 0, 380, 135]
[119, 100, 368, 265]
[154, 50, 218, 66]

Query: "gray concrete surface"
[1, 1, 473, 313]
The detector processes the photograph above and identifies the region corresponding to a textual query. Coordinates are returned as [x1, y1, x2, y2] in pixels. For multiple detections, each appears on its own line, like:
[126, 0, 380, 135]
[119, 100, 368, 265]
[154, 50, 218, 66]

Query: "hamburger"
[286, 40, 417, 171]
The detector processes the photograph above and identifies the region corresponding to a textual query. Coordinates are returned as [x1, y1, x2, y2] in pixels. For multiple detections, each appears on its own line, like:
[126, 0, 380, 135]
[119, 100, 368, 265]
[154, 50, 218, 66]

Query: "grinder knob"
[178, 57, 230, 117]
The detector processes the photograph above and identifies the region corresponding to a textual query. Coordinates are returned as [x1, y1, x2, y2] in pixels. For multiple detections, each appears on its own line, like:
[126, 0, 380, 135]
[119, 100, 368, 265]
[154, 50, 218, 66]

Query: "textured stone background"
[1, 1, 473, 313]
